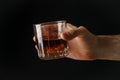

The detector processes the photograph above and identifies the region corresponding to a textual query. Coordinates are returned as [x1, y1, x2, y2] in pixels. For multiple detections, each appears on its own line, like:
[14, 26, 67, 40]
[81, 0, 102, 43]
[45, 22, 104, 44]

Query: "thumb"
[61, 25, 88, 40]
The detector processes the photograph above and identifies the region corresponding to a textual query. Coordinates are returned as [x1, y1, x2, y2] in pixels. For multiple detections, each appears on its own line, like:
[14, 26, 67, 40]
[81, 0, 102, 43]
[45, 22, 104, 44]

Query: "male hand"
[33, 23, 98, 60]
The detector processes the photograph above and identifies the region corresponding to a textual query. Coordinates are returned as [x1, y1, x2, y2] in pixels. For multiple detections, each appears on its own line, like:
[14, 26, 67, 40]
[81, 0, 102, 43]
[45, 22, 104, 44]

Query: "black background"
[0, 0, 120, 80]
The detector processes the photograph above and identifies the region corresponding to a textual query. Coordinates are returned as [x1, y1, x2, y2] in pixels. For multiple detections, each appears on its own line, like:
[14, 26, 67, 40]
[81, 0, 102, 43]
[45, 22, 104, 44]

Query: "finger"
[35, 45, 39, 51]
[66, 23, 77, 30]
[61, 26, 88, 40]
[33, 36, 35, 41]
[33, 36, 37, 42]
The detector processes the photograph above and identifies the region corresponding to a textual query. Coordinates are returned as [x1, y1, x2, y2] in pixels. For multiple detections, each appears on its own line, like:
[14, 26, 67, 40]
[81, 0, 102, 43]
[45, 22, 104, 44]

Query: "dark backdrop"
[0, 0, 120, 80]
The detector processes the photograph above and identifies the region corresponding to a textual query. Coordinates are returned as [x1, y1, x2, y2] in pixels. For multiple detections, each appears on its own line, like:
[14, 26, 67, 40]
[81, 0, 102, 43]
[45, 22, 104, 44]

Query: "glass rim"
[33, 20, 66, 26]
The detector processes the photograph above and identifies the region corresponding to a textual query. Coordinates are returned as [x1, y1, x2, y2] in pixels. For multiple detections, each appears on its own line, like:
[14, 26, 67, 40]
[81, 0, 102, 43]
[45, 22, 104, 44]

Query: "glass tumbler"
[33, 20, 68, 60]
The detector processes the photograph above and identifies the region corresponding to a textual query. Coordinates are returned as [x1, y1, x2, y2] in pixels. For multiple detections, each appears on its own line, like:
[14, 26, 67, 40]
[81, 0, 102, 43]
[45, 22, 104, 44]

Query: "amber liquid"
[37, 39, 68, 60]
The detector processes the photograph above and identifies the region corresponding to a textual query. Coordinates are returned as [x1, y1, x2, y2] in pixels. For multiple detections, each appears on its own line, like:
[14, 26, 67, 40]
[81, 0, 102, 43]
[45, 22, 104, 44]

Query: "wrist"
[94, 35, 110, 60]
[94, 35, 120, 60]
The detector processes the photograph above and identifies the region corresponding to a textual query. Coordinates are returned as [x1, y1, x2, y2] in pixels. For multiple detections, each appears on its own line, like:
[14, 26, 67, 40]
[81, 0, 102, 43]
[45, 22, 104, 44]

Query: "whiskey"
[37, 39, 68, 60]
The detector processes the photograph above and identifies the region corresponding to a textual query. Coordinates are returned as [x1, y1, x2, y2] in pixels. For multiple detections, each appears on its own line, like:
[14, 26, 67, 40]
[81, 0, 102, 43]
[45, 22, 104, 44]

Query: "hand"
[61, 24, 99, 60]
[33, 23, 99, 60]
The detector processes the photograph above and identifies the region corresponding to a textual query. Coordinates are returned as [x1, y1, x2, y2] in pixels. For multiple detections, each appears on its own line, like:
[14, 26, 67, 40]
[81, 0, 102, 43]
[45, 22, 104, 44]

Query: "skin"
[33, 23, 120, 61]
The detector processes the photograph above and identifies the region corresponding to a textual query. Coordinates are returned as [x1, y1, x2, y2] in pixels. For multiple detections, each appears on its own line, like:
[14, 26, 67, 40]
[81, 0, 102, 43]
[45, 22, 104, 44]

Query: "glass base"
[37, 50, 68, 60]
